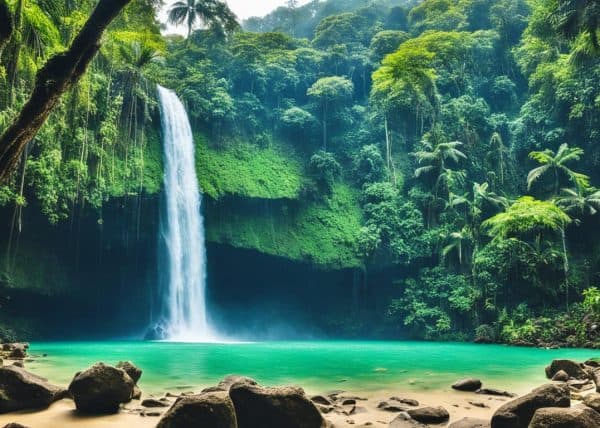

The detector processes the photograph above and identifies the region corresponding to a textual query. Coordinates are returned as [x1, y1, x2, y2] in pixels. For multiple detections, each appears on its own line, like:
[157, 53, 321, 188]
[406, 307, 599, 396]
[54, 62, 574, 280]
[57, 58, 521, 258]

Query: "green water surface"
[24, 341, 599, 395]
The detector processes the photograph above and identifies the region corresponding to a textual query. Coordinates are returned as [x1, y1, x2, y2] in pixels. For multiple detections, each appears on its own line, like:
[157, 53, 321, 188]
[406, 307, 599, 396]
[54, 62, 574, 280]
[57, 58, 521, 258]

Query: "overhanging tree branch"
[0, 0, 132, 183]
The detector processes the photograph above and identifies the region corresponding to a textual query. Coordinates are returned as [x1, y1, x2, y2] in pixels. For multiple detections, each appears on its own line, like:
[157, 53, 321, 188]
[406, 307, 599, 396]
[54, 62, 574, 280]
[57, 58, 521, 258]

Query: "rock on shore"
[0, 365, 67, 413]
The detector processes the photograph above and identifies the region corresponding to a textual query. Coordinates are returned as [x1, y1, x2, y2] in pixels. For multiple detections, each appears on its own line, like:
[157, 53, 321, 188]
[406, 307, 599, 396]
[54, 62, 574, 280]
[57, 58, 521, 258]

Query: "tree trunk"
[0, 0, 132, 183]
[0, 0, 12, 57]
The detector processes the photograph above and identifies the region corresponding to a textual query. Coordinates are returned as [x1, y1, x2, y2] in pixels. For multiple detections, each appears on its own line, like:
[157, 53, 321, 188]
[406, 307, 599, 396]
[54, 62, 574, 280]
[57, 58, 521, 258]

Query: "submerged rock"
[529, 406, 600, 428]
[452, 378, 483, 391]
[0, 365, 68, 413]
[229, 383, 325, 428]
[491, 383, 570, 428]
[68, 363, 135, 414]
[406, 406, 449, 424]
[156, 392, 237, 428]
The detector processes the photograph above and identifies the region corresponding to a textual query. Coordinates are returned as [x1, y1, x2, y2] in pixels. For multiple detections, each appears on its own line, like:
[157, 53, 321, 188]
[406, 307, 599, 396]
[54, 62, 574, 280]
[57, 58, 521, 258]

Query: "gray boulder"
[229, 383, 325, 428]
[529, 406, 600, 428]
[406, 406, 449, 424]
[545, 360, 588, 380]
[68, 363, 135, 414]
[491, 383, 570, 428]
[453, 378, 483, 391]
[449, 418, 491, 428]
[0, 365, 67, 413]
[156, 392, 237, 428]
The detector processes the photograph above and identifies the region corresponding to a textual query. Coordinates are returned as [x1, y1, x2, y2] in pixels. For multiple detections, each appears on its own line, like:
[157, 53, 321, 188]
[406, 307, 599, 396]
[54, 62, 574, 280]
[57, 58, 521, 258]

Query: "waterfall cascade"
[156, 85, 215, 342]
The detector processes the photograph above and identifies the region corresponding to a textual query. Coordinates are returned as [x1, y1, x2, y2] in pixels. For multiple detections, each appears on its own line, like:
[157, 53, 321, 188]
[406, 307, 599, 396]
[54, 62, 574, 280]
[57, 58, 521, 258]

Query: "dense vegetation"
[1, 0, 600, 345]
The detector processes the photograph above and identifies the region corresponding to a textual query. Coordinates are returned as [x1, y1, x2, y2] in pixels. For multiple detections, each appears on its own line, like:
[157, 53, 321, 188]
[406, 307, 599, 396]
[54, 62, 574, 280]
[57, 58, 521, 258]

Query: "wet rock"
[157, 392, 237, 428]
[545, 360, 588, 380]
[316, 404, 334, 414]
[389, 412, 428, 428]
[449, 417, 490, 428]
[406, 406, 450, 424]
[390, 397, 419, 406]
[491, 383, 570, 428]
[529, 406, 600, 428]
[116, 361, 142, 384]
[142, 398, 170, 408]
[0, 365, 68, 413]
[551, 370, 569, 382]
[584, 359, 600, 368]
[68, 363, 135, 414]
[453, 378, 483, 392]
[229, 383, 325, 428]
[477, 388, 516, 398]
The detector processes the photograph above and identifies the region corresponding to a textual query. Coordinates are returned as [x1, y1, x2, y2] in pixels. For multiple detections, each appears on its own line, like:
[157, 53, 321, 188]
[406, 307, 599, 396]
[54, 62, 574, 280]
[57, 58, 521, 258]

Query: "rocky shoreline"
[0, 344, 600, 427]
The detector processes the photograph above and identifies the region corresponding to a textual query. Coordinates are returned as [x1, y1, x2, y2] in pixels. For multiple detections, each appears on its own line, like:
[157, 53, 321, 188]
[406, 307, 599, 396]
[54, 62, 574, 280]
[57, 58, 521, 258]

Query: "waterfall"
[156, 85, 215, 342]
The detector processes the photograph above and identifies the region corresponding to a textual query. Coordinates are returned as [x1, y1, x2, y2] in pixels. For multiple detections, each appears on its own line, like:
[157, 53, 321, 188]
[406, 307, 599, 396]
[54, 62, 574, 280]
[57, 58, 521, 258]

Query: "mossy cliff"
[195, 137, 364, 270]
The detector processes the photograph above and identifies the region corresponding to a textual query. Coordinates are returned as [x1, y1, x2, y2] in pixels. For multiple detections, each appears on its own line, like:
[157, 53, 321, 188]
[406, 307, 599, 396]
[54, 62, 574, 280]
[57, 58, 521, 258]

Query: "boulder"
[545, 360, 588, 380]
[132, 386, 142, 400]
[582, 393, 600, 412]
[116, 361, 142, 384]
[156, 392, 237, 428]
[551, 370, 569, 382]
[3, 424, 31, 428]
[491, 383, 570, 428]
[406, 406, 449, 424]
[68, 363, 135, 414]
[529, 406, 600, 428]
[449, 418, 491, 428]
[229, 383, 325, 428]
[389, 412, 428, 428]
[453, 378, 483, 392]
[0, 365, 67, 413]
[203, 375, 258, 393]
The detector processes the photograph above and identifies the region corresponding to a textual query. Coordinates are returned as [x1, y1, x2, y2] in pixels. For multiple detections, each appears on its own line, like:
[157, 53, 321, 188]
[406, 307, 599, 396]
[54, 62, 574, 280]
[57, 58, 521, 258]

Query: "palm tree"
[551, 0, 600, 49]
[167, 0, 237, 45]
[442, 226, 473, 266]
[488, 132, 509, 187]
[556, 187, 600, 223]
[527, 144, 589, 196]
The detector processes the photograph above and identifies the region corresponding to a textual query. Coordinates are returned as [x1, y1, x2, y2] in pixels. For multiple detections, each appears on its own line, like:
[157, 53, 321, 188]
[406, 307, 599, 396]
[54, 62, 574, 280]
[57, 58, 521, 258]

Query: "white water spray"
[157, 85, 215, 342]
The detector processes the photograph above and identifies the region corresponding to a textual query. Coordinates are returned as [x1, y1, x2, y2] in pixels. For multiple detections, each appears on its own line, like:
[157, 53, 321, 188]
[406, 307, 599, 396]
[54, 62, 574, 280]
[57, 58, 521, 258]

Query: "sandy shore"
[0, 385, 515, 427]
